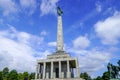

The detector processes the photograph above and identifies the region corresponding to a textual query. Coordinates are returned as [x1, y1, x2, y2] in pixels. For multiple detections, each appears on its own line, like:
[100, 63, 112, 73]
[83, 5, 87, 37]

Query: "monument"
[35, 7, 84, 80]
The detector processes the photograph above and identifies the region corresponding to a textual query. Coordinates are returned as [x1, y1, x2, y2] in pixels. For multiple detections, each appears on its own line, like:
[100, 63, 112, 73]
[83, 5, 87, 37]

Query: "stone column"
[59, 61, 61, 78]
[35, 64, 38, 79]
[67, 60, 70, 78]
[38, 64, 40, 72]
[38, 64, 40, 79]
[51, 61, 53, 79]
[76, 60, 80, 78]
[43, 62, 46, 79]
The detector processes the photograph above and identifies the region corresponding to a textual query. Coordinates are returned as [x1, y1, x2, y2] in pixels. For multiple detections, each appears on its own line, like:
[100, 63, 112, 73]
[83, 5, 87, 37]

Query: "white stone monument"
[35, 7, 84, 80]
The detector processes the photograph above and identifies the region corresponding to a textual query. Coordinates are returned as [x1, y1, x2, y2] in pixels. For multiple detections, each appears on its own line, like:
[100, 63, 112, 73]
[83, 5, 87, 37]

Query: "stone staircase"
[33, 78, 84, 80]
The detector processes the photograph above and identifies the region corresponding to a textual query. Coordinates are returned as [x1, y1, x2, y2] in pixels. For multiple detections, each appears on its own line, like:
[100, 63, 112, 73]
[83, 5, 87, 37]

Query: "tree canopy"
[80, 72, 91, 80]
[0, 67, 35, 80]
[0, 59, 119, 80]
[8, 70, 18, 80]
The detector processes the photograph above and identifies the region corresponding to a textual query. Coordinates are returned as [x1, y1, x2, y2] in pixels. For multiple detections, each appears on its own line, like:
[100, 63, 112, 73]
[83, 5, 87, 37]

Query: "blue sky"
[0, 0, 120, 78]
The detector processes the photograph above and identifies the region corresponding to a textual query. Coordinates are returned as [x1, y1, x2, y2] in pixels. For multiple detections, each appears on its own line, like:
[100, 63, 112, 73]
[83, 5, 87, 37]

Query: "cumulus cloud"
[48, 42, 56, 47]
[20, 0, 36, 8]
[20, 0, 37, 15]
[94, 11, 120, 45]
[0, 26, 48, 72]
[0, 0, 37, 16]
[40, 30, 47, 36]
[0, 0, 18, 16]
[40, 0, 59, 16]
[73, 36, 90, 49]
[67, 35, 112, 77]
[96, 3, 102, 12]
[69, 48, 111, 76]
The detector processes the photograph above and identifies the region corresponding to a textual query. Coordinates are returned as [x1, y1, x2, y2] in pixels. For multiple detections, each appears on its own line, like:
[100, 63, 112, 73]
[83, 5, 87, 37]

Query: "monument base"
[33, 78, 84, 80]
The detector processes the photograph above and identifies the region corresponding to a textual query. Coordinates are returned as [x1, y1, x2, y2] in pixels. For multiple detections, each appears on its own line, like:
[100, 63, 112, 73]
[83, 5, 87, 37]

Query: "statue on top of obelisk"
[56, 6, 64, 52]
[57, 6, 63, 16]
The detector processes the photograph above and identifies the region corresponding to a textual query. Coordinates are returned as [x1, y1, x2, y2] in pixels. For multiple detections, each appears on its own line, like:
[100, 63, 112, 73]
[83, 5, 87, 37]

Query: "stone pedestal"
[53, 72, 56, 78]
[67, 72, 71, 78]
[46, 72, 49, 79]
[61, 72, 64, 78]
[36, 78, 84, 80]
[38, 73, 41, 79]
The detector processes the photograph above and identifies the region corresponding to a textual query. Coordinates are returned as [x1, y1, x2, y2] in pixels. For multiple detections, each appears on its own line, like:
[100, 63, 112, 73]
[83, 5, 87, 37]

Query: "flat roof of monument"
[37, 57, 78, 68]
[37, 57, 77, 63]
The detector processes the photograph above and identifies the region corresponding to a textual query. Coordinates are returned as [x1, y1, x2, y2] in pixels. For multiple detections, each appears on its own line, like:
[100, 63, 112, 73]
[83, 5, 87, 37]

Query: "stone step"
[33, 78, 84, 80]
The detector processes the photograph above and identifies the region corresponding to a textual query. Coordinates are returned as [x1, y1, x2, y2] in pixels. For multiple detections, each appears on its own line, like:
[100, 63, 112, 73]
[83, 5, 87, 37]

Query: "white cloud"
[103, 7, 115, 15]
[73, 36, 90, 49]
[38, 50, 51, 59]
[69, 48, 111, 76]
[20, 0, 37, 15]
[18, 31, 44, 46]
[0, 37, 36, 72]
[94, 11, 120, 45]
[17, 32, 31, 44]
[0, 0, 18, 16]
[67, 35, 112, 77]
[95, 2, 102, 12]
[20, 0, 36, 8]
[48, 41, 56, 47]
[0, 27, 48, 72]
[40, 30, 47, 36]
[40, 0, 59, 16]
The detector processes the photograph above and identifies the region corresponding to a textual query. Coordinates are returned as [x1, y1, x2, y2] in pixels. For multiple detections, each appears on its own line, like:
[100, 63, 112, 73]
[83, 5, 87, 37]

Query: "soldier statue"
[107, 61, 120, 79]
[107, 63, 112, 79]
[57, 6, 63, 16]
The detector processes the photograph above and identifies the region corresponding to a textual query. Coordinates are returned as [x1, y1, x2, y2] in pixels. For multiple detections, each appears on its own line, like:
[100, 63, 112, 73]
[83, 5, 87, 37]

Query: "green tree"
[102, 71, 109, 80]
[8, 70, 18, 80]
[29, 73, 35, 80]
[95, 76, 102, 80]
[118, 60, 120, 66]
[80, 72, 91, 80]
[18, 73, 24, 80]
[2, 67, 9, 80]
[23, 72, 29, 80]
[0, 71, 3, 80]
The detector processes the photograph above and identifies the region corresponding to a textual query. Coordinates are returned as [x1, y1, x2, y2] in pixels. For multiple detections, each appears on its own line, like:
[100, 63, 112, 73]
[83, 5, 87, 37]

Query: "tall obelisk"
[57, 7, 64, 52]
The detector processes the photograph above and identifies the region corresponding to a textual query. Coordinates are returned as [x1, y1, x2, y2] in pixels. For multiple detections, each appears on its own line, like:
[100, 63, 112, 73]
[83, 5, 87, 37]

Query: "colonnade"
[35, 60, 80, 79]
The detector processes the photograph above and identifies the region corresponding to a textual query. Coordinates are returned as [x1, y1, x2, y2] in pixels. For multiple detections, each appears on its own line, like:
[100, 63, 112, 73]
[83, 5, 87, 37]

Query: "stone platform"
[34, 78, 84, 80]
[110, 79, 120, 80]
